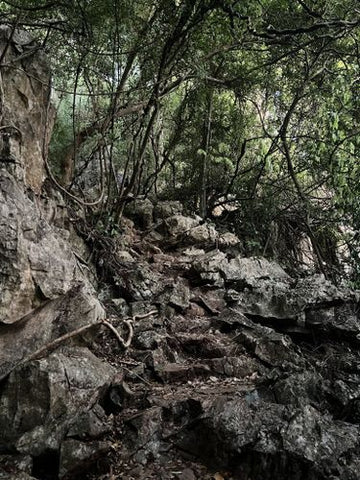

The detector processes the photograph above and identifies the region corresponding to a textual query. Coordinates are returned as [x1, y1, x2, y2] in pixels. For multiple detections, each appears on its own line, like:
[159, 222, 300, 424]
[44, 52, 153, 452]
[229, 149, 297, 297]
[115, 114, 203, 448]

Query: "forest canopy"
[1, 0, 360, 281]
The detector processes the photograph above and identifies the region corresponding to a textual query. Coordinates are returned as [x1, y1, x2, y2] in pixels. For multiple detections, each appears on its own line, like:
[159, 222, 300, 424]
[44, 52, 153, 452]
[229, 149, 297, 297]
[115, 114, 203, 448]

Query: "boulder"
[189, 250, 227, 287]
[175, 398, 360, 479]
[236, 326, 303, 368]
[217, 231, 240, 248]
[0, 347, 114, 458]
[160, 215, 199, 238]
[154, 200, 183, 220]
[220, 256, 291, 287]
[124, 198, 154, 229]
[154, 280, 190, 311]
[0, 284, 104, 381]
[59, 439, 110, 479]
[114, 261, 164, 301]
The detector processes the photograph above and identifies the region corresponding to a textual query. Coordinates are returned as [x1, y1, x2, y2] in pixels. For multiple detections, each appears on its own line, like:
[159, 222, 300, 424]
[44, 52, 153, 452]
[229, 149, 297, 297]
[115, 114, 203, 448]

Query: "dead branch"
[18, 309, 158, 366]
[101, 318, 133, 349]
[133, 309, 158, 321]
[122, 366, 152, 386]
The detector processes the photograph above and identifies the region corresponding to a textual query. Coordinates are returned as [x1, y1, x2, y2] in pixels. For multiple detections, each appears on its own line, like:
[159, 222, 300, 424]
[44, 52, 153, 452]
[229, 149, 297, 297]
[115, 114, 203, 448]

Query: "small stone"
[178, 467, 196, 480]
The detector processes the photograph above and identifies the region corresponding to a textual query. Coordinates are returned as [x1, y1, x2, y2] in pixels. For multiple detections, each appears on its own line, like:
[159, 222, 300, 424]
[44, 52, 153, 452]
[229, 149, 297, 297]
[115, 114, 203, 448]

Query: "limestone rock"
[0, 284, 104, 381]
[190, 250, 227, 287]
[155, 280, 190, 311]
[160, 214, 199, 238]
[0, 347, 114, 457]
[114, 261, 163, 301]
[217, 231, 240, 248]
[59, 439, 110, 479]
[154, 200, 183, 220]
[0, 170, 94, 324]
[0, 26, 54, 192]
[220, 256, 291, 286]
[175, 398, 360, 479]
[124, 198, 154, 229]
[236, 326, 303, 368]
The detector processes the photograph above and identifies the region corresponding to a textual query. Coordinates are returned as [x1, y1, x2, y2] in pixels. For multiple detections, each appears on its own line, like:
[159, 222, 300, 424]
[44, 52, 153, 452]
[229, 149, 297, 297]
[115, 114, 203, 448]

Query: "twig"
[122, 366, 152, 386]
[72, 249, 89, 265]
[133, 309, 158, 321]
[102, 318, 133, 349]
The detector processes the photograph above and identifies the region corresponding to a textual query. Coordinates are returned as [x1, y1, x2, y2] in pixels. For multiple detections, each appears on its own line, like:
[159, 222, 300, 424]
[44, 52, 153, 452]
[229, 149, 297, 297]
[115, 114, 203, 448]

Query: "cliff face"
[0, 26, 95, 324]
[0, 26, 53, 192]
[1, 27, 360, 480]
[0, 27, 113, 478]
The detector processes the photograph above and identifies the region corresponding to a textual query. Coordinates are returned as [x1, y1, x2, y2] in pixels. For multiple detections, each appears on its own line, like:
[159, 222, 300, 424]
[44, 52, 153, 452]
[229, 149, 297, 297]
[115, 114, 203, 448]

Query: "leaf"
[213, 474, 225, 480]
[197, 148, 207, 157]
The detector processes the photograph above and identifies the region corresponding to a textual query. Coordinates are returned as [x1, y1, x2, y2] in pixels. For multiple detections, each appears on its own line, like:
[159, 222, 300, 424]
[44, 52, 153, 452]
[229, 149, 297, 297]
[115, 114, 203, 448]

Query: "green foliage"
[3, 0, 360, 281]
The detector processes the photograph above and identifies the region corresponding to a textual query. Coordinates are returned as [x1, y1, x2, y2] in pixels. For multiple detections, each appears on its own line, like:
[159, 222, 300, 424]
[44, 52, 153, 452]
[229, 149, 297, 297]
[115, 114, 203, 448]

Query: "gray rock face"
[0, 26, 54, 192]
[0, 284, 105, 381]
[158, 214, 240, 249]
[0, 347, 114, 457]
[0, 170, 98, 324]
[0, 29, 115, 480]
[154, 200, 183, 220]
[124, 198, 154, 229]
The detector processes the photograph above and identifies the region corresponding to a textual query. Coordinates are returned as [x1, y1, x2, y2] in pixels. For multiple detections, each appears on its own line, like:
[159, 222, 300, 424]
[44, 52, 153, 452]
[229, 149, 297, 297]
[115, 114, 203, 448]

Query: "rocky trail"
[1, 26, 360, 480]
[80, 204, 360, 480]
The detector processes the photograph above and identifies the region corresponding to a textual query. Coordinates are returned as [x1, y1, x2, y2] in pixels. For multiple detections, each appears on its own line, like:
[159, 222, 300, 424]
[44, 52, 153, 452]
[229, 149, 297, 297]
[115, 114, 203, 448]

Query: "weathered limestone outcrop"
[0, 29, 113, 479]
[0, 170, 81, 324]
[0, 285, 104, 380]
[0, 26, 54, 192]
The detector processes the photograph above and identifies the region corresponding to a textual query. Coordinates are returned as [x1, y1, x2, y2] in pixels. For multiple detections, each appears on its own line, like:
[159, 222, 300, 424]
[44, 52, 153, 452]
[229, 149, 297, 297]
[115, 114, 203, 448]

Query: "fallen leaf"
[213, 473, 225, 480]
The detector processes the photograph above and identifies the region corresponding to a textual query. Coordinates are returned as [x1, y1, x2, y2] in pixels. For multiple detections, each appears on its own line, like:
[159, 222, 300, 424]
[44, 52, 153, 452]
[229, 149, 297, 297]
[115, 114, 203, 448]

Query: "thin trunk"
[199, 91, 213, 219]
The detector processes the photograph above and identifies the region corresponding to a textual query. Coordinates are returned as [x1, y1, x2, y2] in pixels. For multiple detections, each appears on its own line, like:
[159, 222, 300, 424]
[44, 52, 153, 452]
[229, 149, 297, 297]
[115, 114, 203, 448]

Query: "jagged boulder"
[0, 284, 105, 381]
[180, 399, 360, 479]
[154, 200, 183, 220]
[220, 256, 291, 286]
[154, 279, 190, 311]
[159, 215, 233, 248]
[0, 347, 113, 470]
[114, 261, 164, 301]
[160, 215, 199, 237]
[124, 198, 154, 229]
[189, 250, 227, 286]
